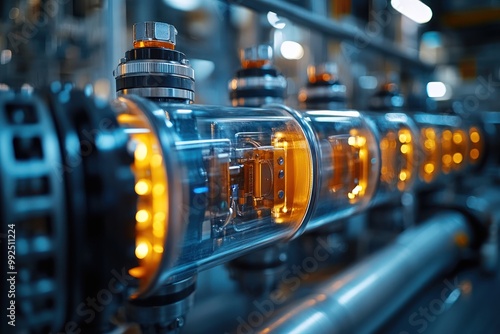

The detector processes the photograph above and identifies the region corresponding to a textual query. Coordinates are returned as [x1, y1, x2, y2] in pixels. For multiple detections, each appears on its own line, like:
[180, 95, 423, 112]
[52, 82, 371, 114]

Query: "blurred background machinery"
[1, 1, 500, 334]
[3, 0, 500, 110]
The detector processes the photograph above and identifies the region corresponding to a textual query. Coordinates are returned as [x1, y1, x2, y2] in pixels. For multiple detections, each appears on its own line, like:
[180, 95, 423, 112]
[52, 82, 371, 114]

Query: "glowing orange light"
[135, 142, 148, 161]
[135, 241, 150, 259]
[453, 153, 463, 164]
[136, 209, 149, 222]
[470, 131, 480, 143]
[424, 163, 435, 174]
[470, 148, 479, 160]
[442, 154, 452, 165]
[452, 133, 463, 144]
[135, 179, 151, 195]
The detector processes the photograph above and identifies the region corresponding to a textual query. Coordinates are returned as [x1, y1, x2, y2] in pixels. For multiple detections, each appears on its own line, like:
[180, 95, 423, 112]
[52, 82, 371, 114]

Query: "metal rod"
[250, 211, 471, 334]
[228, 0, 434, 72]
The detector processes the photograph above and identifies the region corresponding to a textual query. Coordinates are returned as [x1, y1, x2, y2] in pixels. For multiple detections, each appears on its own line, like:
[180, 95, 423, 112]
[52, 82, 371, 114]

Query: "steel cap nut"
[241, 45, 273, 62]
[133, 21, 177, 45]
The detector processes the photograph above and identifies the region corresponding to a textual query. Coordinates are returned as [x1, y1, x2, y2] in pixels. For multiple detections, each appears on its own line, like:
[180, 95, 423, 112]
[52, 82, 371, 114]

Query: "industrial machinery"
[1, 1, 499, 334]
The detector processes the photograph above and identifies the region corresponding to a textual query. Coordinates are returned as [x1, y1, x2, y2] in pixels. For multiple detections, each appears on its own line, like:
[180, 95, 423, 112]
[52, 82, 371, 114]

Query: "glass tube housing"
[112, 93, 384, 296]
[411, 113, 480, 186]
[113, 96, 315, 297]
[302, 109, 380, 230]
[365, 112, 419, 205]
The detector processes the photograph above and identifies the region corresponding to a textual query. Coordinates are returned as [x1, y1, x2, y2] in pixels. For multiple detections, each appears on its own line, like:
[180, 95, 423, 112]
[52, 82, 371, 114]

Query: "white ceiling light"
[267, 11, 286, 29]
[391, 0, 433, 24]
[280, 41, 304, 60]
[426, 81, 448, 99]
[163, 0, 202, 11]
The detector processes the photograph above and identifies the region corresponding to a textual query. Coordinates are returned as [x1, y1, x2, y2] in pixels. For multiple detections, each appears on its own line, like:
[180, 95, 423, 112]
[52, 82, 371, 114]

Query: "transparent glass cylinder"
[113, 96, 315, 297]
[411, 113, 479, 187]
[301, 110, 380, 230]
[365, 112, 419, 205]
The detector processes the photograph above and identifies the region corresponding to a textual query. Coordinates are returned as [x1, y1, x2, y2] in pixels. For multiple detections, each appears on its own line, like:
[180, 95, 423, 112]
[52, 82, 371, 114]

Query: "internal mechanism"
[124, 102, 315, 291]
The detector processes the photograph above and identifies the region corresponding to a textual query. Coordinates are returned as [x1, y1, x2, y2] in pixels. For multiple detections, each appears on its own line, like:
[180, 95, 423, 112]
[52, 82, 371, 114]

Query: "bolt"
[241, 44, 273, 62]
[133, 21, 177, 45]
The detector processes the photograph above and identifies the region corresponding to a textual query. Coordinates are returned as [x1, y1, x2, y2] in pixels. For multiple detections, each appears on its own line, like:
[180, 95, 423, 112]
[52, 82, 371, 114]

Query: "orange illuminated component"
[134, 40, 175, 49]
[441, 129, 453, 174]
[451, 130, 468, 170]
[470, 149, 480, 160]
[380, 128, 414, 192]
[241, 59, 271, 69]
[116, 100, 168, 290]
[468, 127, 483, 164]
[271, 130, 313, 224]
[440, 127, 468, 174]
[380, 131, 397, 187]
[330, 130, 370, 203]
[397, 128, 413, 191]
[420, 127, 440, 183]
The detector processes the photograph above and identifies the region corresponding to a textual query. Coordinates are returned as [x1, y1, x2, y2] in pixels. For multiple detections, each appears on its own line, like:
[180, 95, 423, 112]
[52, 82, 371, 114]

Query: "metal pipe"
[252, 211, 471, 334]
[228, 0, 434, 72]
